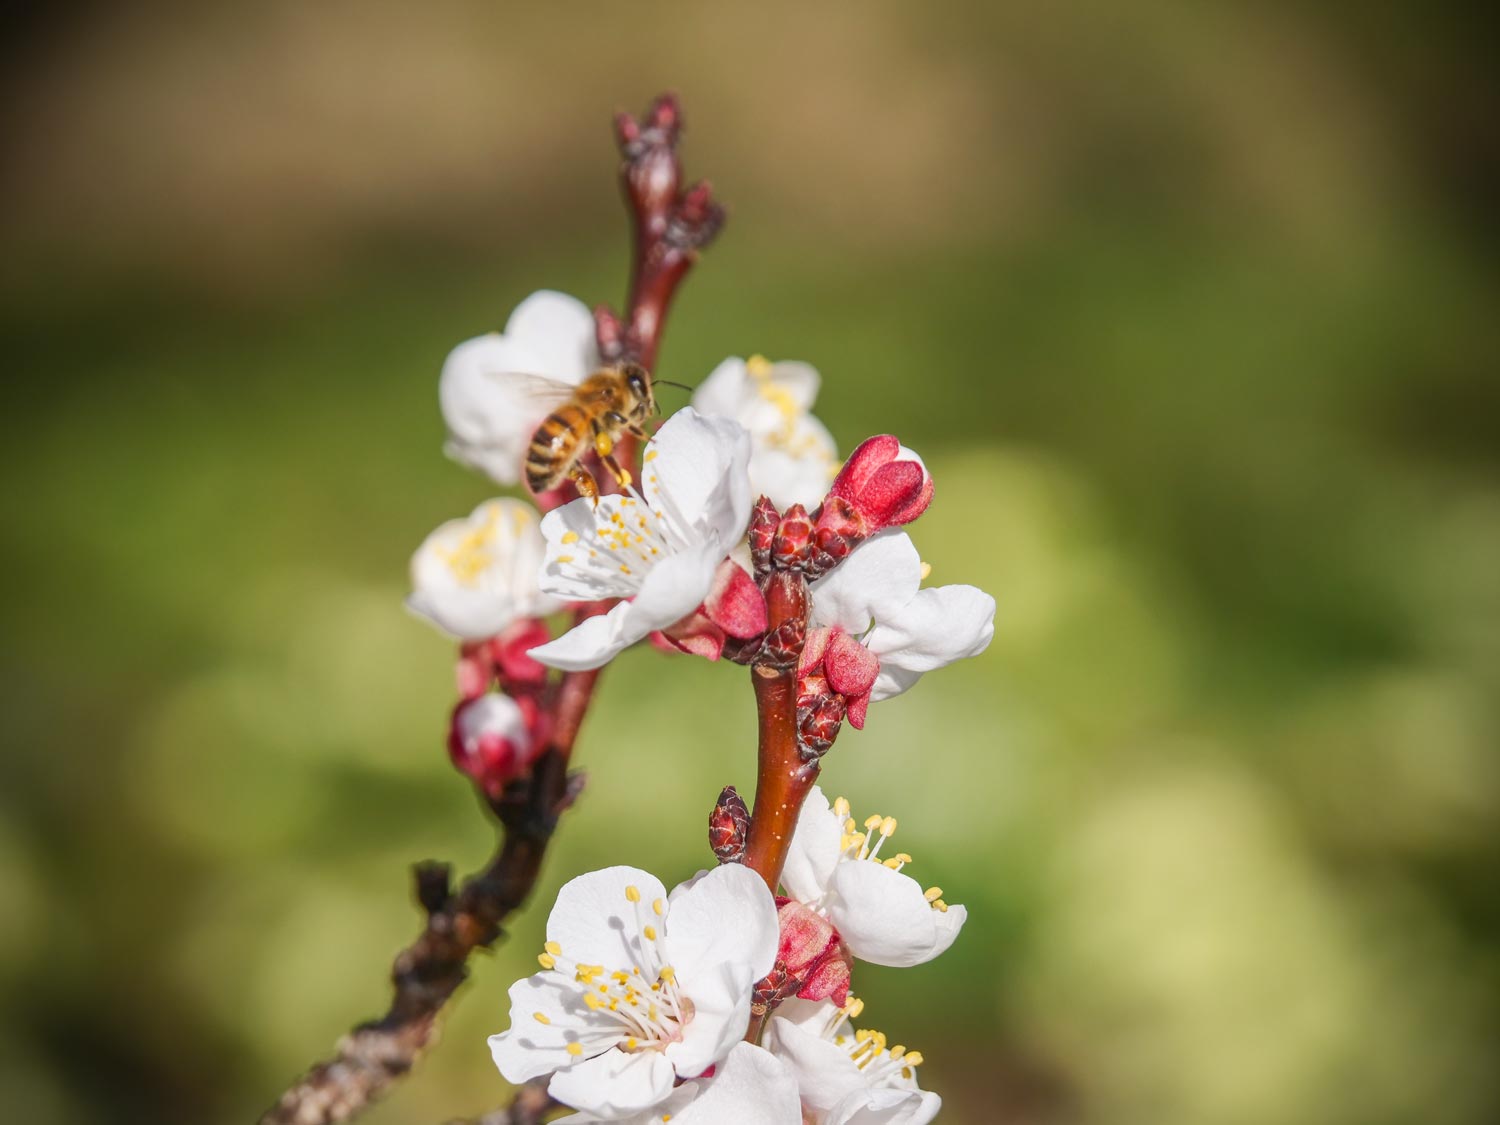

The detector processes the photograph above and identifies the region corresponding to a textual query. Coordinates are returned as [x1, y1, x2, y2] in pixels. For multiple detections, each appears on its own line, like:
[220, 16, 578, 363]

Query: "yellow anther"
[625, 885, 641, 903]
[904, 1051, 925, 1067]
[864, 814, 884, 830]
[894, 853, 912, 864]
[889, 1045, 906, 1058]
[643, 925, 657, 941]
[746, 354, 773, 377]
[934, 899, 949, 912]
[544, 941, 562, 956]
[555, 554, 574, 564]
[883, 857, 903, 868]
[881, 816, 897, 836]
[537, 953, 556, 970]
[648, 1004, 659, 1021]
[533, 1011, 551, 1025]
[644, 450, 658, 462]
[833, 796, 850, 818]
[566, 1042, 584, 1057]
[620, 564, 632, 575]
[844, 998, 865, 1019]
[845, 818, 857, 834]
[561, 531, 580, 545]
[919, 561, 932, 581]
[652, 898, 664, 916]
[583, 992, 602, 1010]
[924, 886, 943, 902]
[658, 966, 675, 983]
[624, 1037, 638, 1050]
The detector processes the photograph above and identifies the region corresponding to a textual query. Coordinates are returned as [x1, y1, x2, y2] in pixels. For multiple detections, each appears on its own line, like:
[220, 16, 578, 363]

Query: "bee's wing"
[496, 372, 579, 413]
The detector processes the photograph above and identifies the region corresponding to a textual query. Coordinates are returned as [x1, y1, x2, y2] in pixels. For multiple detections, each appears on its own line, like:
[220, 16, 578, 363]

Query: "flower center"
[832, 796, 948, 913]
[553, 491, 678, 588]
[819, 996, 926, 1087]
[532, 883, 689, 1055]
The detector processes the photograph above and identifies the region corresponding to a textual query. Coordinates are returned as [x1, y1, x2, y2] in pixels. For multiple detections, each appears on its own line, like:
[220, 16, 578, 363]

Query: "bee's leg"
[569, 465, 600, 507]
[600, 452, 634, 491]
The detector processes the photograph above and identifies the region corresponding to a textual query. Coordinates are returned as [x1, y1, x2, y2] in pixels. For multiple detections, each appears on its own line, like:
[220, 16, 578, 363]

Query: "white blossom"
[408, 498, 562, 639]
[528, 408, 752, 671]
[440, 290, 598, 485]
[692, 355, 837, 510]
[555, 1042, 801, 1125]
[489, 863, 779, 1119]
[809, 529, 994, 703]
[767, 997, 940, 1125]
[781, 787, 965, 969]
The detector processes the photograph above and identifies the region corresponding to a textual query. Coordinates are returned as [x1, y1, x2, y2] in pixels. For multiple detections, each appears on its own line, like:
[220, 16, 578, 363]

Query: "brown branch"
[444, 1079, 557, 1125]
[260, 92, 725, 1125]
[741, 571, 816, 890]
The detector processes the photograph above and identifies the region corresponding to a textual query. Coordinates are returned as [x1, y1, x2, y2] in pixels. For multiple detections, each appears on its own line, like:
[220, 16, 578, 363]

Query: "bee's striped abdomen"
[525, 405, 588, 494]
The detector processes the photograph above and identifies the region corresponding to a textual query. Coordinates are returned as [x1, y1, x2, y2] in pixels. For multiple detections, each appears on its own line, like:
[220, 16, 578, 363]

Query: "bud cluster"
[709, 785, 751, 864]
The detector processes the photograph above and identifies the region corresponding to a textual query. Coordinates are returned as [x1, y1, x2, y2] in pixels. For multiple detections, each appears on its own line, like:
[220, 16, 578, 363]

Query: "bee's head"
[622, 363, 655, 416]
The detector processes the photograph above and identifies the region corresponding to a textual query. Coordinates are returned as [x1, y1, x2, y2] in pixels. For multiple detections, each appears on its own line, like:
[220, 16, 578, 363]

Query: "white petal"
[643, 409, 753, 549]
[826, 1088, 942, 1125]
[764, 1010, 867, 1112]
[826, 862, 965, 968]
[663, 863, 780, 988]
[489, 973, 609, 1082]
[864, 584, 996, 701]
[664, 959, 755, 1079]
[539, 495, 649, 602]
[547, 1046, 676, 1120]
[528, 602, 637, 672]
[780, 786, 845, 904]
[439, 334, 553, 486]
[689, 356, 749, 420]
[547, 866, 669, 970]
[503, 290, 599, 385]
[809, 532, 922, 635]
[673, 1042, 802, 1125]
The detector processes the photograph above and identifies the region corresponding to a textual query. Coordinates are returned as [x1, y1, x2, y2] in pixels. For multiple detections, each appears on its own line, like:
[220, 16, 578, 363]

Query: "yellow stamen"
[643, 925, 657, 941]
[533, 1012, 551, 1025]
[625, 885, 641, 903]
[566, 1042, 584, 1057]
[537, 953, 556, 970]
[561, 530, 579, 545]
[544, 941, 562, 956]
[924, 886, 943, 902]
[652, 898, 665, 916]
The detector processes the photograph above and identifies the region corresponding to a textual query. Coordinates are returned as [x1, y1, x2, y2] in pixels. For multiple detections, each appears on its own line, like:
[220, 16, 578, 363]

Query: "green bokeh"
[2, 4, 1496, 1123]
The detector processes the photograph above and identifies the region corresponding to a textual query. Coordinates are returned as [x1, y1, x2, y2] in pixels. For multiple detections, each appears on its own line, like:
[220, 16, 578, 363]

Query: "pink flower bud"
[826, 434, 933, 533]
[774, 899, 852, 1007]
[703, 560, 768, 639]
[447, 693, 542, 799]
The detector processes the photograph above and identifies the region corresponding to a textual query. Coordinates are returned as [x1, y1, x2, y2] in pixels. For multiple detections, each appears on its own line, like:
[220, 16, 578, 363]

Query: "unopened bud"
[749, 496, 779, 578]
[772, 503, 815, 571]
[709, 785, 750, 864]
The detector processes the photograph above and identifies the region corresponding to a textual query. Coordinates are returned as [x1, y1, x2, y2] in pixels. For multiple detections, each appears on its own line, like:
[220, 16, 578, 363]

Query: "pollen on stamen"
[625, 885, 641, 903]
[544, 941, 562, 956]
[864, 814, 883, 831]
[533, 1011, 551, 1025]
[652, 898, 664, 915]
[644, 450, 658, 462]
[566, 1042, 584, 1057]
[881, 816, 898, 837]
[919, 561, 932, 581]
[924, 886, 943, 902]
[555, 554, 574, 564]
[561, 531, 580, 545]
[537, 953, 556, 969]
[643, 925, 657, 941]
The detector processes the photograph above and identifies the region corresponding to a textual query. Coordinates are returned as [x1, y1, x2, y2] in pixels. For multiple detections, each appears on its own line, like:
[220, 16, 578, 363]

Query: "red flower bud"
[826, 435, 933, 533]
[749, 496, 779, 578]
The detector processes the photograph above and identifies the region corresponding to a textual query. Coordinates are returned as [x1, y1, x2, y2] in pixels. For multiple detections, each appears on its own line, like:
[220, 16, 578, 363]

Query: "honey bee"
[524, 362, 658, 501]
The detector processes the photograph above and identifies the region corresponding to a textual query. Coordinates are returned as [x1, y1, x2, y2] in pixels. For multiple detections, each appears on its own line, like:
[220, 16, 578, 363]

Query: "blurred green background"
[2, 2, 1497, 1123]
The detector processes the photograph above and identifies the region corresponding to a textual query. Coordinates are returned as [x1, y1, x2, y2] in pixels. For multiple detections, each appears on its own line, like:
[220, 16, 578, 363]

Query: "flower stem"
[742, 571, 817, 892]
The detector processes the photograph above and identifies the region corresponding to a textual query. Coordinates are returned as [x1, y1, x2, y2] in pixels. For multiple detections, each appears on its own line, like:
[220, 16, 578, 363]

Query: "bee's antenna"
[652, 379, 694, 393]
